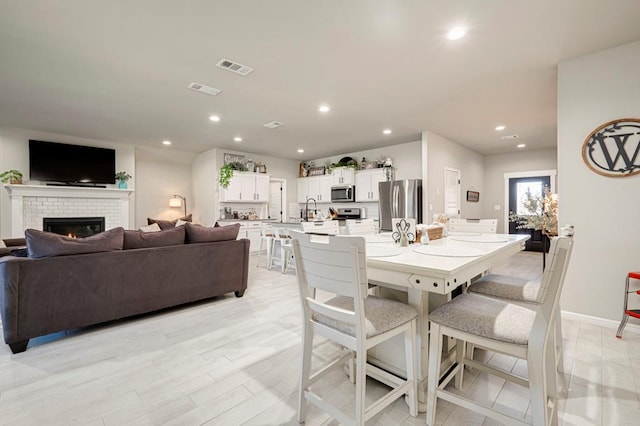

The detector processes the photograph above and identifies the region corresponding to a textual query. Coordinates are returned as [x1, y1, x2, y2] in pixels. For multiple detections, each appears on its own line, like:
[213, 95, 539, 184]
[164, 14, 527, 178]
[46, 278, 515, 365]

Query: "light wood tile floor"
[1, 252, 639, 425]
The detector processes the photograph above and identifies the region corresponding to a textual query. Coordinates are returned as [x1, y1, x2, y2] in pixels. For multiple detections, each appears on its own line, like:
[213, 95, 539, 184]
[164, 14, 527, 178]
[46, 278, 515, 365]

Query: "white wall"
[558, 39, 640, 321]
[191, 148, 299, 226]
[0, 128, 135, 237]
[309, 140, 423, 181]
[424, 131, 485, 220]
[135, 160, 192, 228]
[483, 148, 557, 232]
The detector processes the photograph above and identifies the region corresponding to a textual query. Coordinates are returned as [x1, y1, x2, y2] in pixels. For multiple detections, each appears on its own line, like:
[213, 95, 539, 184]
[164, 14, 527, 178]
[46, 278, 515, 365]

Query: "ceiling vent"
[188, 82, 221, 96]
[264, 121, 284, 129]
[216, 58, 254, 76]
[500, 134, 519, 140]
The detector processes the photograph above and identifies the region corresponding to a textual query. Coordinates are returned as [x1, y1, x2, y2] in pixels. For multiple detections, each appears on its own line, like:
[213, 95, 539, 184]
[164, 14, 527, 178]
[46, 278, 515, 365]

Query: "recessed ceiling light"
[162, 140, 171, 146]
[209, 115, 220, 122]
[446, 26, 467, 41]
[495, 125, 506, 131]
[318, 105, 331, 113]
[297, 149, 304, 153]
[517, 143, 526, 148]
[383, 129, 392, 135]
[233, 137, 242, 142]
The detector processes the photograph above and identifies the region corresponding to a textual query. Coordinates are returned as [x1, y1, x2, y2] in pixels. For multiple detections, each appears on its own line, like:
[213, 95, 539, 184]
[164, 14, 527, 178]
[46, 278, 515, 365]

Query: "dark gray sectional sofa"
[0, 224, 249, 353]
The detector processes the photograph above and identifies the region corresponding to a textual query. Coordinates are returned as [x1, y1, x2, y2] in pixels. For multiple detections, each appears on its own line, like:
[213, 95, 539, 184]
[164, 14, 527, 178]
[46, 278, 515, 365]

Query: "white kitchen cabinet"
[221, 172, 270, 202]
[218, 220, 263, 253]
[330, 167, 354, 185]
[297, 175, 332, 203]
[355, 169, 386, 201]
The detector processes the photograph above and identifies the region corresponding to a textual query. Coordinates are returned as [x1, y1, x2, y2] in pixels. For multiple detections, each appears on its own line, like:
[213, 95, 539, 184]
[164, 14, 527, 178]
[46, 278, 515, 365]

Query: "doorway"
[444, 168, 461, 218]
[504, 170, 556, 252]
[269, 178, 287, 222]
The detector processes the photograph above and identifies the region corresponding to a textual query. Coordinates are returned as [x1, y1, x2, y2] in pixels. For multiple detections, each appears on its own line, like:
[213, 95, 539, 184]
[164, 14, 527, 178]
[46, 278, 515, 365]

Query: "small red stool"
[616, 271, 640, 338]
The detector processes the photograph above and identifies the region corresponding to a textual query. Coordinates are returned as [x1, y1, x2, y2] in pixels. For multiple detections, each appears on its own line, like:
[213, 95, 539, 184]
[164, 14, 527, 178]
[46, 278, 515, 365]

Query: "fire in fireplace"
[43, 217, 106, 238]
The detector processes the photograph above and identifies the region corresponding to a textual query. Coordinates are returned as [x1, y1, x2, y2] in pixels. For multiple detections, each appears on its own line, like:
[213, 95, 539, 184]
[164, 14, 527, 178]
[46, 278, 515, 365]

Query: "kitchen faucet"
[305, 197, 317, 222]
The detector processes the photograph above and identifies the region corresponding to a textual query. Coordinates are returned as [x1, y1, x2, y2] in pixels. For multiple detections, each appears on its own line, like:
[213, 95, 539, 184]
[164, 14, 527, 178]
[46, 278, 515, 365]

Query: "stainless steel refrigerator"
[378, 179, 422, 231]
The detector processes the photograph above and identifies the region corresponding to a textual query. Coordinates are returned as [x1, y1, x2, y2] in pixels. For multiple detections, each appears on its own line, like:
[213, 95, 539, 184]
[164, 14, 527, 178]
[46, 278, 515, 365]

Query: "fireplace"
[43, 217, 105, 238]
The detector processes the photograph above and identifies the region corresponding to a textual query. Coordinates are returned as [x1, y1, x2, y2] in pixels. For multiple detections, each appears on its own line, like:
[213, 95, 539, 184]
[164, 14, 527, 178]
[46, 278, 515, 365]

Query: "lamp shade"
[169, 197, 182, 208]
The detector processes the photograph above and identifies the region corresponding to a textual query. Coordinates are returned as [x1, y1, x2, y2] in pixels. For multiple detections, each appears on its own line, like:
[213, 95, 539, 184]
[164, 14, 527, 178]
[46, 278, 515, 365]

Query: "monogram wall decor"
[582, 118, 640, 178]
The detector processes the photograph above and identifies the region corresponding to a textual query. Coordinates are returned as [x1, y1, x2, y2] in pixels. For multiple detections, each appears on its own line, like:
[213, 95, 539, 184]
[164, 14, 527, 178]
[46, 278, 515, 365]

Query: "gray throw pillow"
[124, 226, 186, 249]
[147, 214, 192, 231]
[185, 222, 240, 243]
[25, 227, 125, 258]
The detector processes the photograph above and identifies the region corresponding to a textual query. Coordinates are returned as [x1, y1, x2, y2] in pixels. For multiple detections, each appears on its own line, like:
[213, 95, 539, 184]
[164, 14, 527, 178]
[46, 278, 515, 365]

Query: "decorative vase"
[118, 181, 127, 189]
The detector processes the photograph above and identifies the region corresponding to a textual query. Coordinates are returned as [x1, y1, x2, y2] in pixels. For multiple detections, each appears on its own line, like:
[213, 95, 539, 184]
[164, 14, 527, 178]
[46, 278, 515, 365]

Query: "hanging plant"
[218, 162, 247, 188]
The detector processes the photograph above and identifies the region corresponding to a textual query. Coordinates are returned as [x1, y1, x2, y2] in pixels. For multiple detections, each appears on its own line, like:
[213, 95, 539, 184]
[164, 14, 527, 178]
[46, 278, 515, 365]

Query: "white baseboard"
[561, 310, 640, 335]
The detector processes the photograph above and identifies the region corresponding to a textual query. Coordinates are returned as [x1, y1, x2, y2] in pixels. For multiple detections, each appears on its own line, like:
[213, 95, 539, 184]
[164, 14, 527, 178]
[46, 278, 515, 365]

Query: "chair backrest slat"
[448, 218, 498, 234]
[292, 232, 368, 325]
[307, 298, 356, 325]
[536, 236, 573, 305]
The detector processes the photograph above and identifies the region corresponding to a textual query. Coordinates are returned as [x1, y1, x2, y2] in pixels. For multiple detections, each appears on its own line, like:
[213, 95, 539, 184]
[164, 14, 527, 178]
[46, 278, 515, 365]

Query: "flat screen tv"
[29, 140, 116, 185]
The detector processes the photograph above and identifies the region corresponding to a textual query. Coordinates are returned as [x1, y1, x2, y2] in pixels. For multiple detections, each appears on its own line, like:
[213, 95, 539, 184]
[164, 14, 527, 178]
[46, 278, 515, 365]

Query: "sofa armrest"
[4, 238, 26, 248]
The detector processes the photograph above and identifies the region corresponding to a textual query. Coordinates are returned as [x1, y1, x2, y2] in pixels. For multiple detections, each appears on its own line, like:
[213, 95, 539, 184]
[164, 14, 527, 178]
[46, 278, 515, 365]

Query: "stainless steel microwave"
[331, 185, 356, 202]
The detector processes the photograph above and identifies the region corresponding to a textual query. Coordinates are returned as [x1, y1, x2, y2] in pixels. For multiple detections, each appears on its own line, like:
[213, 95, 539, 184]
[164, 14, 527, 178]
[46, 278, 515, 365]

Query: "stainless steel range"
[335, 208, 362, 221]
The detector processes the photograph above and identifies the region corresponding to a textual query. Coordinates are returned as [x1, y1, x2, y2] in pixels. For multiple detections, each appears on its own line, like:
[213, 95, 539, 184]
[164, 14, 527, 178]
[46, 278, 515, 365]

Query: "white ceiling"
[1, 1, 640, 160]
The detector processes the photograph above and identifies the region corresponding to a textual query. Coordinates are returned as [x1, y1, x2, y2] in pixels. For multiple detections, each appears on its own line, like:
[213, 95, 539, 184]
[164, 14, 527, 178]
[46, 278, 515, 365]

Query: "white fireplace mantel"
[4, 184, 135, 237]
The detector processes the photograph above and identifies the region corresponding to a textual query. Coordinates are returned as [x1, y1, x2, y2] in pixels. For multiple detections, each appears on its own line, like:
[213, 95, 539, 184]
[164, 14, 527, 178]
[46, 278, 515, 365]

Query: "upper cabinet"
[330, 167, 354, 185]
[297, 175, 332, 203]
[221, 172, 270, 202]
[355, 169, 386, 202]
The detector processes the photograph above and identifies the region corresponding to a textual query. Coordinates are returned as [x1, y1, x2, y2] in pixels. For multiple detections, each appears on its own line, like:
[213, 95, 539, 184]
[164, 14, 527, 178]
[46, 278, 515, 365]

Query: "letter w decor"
[582, 118, 640, 178]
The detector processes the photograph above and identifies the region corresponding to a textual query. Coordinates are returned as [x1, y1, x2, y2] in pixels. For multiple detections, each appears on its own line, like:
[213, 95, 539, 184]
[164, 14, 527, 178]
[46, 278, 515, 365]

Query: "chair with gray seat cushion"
[426, 235, 574, 426]
[291, 231, 418, 425]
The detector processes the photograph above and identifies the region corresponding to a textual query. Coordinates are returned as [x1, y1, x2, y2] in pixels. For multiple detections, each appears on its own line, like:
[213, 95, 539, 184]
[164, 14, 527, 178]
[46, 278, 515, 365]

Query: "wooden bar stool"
[616, 271, 640, 338]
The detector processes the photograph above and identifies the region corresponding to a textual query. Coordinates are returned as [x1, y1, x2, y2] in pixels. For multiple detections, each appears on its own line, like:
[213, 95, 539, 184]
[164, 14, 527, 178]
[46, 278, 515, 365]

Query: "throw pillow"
[185, 222, 240, 243]
[175, 219, 188, 227]
[26, 227, 125, 258]
[147, 214, 192, 231]
[139, 223, 161, 233]
[124, 226, 185, 249]
[10, 248, 28, 257]
[0, 239, 5, 248]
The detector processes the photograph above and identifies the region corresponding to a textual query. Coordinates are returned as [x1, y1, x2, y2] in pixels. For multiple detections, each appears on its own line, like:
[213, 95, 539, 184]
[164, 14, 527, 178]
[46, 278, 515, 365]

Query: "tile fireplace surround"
[4, 184, 134, 238]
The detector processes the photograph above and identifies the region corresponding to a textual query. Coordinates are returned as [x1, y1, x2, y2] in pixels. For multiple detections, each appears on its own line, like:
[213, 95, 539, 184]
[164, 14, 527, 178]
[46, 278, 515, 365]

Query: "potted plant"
[509, 186, 558, 267]
[115, 171, 132, 189]
[0, 169, 23, 184]
[218, 161, 247, 188]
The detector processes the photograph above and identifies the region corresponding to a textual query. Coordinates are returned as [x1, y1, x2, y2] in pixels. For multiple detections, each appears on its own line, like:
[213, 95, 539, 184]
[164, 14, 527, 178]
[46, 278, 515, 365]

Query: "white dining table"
[362, 232, 530, 410]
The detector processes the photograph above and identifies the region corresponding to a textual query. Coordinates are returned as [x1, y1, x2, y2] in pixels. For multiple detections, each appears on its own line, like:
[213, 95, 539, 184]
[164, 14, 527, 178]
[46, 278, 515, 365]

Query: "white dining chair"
[426, 235, 574, 426]
[290, 231, 418, 425]
[256, 225, 275, 269]
[300, 220, 339, 235]
[448, 218, 498, 234]
[269, 228, 295, 273]
[345, 218, 376, 235]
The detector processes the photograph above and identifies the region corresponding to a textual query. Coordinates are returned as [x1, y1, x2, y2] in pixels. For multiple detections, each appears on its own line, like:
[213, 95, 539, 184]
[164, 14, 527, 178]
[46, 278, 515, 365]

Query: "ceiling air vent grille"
[188, 82, 221, 96]
[500, 134, 519, 140]
[216, 58, 254, 76]
[264, 121, 284, 129]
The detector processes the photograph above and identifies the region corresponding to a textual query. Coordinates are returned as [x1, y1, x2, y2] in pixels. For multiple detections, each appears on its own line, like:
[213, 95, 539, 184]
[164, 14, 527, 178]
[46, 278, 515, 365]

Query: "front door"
[508, 176, 550, 252]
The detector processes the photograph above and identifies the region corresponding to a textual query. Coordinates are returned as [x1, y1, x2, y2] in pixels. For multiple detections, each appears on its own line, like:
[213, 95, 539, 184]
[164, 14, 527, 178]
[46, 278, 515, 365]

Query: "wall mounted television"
[29, 140, 116, 185]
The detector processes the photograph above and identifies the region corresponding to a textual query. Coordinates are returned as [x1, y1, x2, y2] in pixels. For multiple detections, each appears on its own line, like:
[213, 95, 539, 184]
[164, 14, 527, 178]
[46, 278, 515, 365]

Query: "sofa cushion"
[185, 222, 240, 243]
[147, 214, 192, 230]
[124, 226, 186, 249]
[25, 227, 125, 258]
